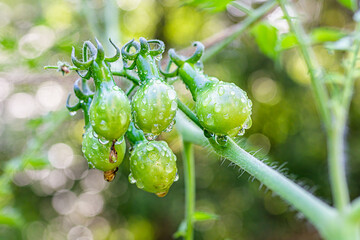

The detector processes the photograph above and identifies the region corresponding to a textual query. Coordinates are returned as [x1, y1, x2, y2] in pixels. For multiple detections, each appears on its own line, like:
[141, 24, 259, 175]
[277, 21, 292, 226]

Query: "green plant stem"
[182, 141, 195, 240]
[43, 66, 79, 71]
[278, 0, 351, 212]
[112, 70, 141, 85]
[326, 114, 350, 211]
[176, 99, 203, 129]
[277, 0, 331, 130]
[175, 104, 335, 238]
[342, 24, 360, 110]
[230, 2, 253, 15]
[203, 0, 277, 62]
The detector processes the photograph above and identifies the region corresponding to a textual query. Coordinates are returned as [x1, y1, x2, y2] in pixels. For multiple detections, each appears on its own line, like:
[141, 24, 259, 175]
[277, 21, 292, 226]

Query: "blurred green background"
[0, 0, 359, 239]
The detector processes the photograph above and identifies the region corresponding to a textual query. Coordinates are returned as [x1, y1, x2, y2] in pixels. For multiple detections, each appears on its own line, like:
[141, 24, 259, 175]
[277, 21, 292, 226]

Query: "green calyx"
[122, 37, 165, 83]
[165, 42, 215, 100]
[125, 122, 147, 145]
[66, 78, 94, 127]
[72, 39, 132, 141]
[129, 140, 178, 197]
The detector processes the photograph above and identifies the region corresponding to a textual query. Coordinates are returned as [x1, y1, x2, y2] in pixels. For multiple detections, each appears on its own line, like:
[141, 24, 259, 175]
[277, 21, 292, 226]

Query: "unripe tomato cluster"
[60, 38, 252, 197]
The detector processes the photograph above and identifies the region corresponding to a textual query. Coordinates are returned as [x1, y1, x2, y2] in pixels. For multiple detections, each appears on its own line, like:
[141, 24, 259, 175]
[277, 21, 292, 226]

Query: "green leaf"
[337, 0, 357, 11]
[279, 28, 347, 51]
[24, 155, 49, 168]
[278, 33, 298, 50]
[27, 117, 44, 129]
[0, 208, 24, 228]
[250, 22, 279, 60]
[173, 220, 186, 238]
[183, 0, 233, 12]
[325, 36, 353, 50]
[310, 28, 347, 44]
[193, 211, 218, 222]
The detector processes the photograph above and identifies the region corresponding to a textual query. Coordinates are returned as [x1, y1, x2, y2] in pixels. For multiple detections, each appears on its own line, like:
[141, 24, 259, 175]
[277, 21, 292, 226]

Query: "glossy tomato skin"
[90, 84, 131, 141]
[129, 140, 177, 197]
[132, 78, 177, 135]
[195, 80, 252, 137]
[82, 126, 126, 171]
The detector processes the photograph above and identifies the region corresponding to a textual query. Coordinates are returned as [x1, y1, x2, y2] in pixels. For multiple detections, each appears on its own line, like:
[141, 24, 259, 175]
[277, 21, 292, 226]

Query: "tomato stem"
[183, 141, 195, 240]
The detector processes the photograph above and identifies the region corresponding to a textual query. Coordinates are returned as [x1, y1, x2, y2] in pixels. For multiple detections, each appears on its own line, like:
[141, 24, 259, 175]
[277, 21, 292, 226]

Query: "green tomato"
[82, 126, 126, 172]
[90, 85, 131, 140]
[132, 78, 177, 136]
[196, 80, 252, 137]
[129, 140, 177, 197]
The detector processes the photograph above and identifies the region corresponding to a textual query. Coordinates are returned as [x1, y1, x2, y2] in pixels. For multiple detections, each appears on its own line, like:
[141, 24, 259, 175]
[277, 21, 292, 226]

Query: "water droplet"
[112, 86, 120, 91]
[115, 137, 124, 145]
[241, 97, 246, 103]
[146, 144, 154, 151]
[218, 86, 224, 96]
[215, 135, 228, 146]
[206, 113, 212, 119]
[92, 131, 98, 138]
[202, 97, 211, 107]
[164, 119, 175, 133]
[224, 113, 229, 119]
[171, 101, 177, 111]
[136, 180, 144, 189]
[230, 91, 235, 96]
[98, 137, 109, 145]
[69, 111, 77, 116]
[237, 128, 245, 136]
[204, 129, 214, 138]
[167, 89, 176, 100]
[243, 117, 252, 129]
[128, 173, 136, 184]
[148, 152, 159, 161]
[159, 112, 164, 119]
[88, 162, 95, 169]
[145, 133, 158, 141]
[174, 172, 179, 182]
[92, 143, 98, 150]
[214, 104, 221, 113]
[100, 120, 106, 125]
[155, 55, 162, 61]
[247, 99, 253, 108]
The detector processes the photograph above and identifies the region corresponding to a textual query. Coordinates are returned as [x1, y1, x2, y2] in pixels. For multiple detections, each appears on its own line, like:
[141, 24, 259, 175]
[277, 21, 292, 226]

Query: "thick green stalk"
[183, 142, 195, 240]
[327, 113, 350, 211]
[175, 109, 335, 239]
[203, 0, 277, 62]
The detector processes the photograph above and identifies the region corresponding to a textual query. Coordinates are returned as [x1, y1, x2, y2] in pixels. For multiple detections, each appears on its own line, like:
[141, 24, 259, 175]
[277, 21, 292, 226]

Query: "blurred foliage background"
[0, 0, 359, 239]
